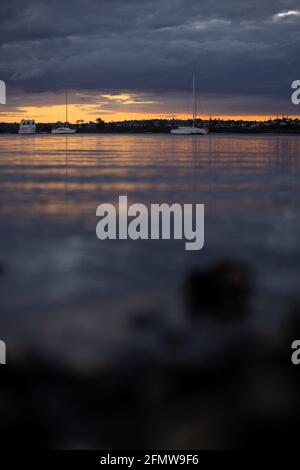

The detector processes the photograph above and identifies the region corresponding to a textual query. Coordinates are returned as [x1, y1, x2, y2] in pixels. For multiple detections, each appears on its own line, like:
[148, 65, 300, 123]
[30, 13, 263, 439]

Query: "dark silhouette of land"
[1, 116, 300, 134]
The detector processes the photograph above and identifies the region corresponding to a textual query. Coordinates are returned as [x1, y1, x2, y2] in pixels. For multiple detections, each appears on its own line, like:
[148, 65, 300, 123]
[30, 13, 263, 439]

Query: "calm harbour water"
[0, 133, 300, 364]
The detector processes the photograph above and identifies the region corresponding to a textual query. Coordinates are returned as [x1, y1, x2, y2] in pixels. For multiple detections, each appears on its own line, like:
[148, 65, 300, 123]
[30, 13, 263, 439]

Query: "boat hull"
[18, 128, 36, 135]
[51, 128, 76, 134]
[170, 127, 208, 135]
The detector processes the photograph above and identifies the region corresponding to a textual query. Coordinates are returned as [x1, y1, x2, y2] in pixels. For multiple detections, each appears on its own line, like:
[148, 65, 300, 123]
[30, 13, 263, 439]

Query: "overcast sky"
[0, 0, 300, 121]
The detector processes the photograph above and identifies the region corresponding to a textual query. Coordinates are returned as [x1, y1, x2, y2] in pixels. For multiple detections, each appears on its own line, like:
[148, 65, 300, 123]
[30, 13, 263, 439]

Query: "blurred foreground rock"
[184, 261, 252, 319]
[0, 338, 299, 449]
[0, 262, 5, 276]
[1, 260, 299, 449]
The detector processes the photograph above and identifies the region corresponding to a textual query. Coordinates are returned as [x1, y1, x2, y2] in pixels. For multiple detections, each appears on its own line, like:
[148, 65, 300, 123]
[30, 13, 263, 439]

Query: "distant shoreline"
[1, 117, 300, 135]
[1, 130, 300, 135]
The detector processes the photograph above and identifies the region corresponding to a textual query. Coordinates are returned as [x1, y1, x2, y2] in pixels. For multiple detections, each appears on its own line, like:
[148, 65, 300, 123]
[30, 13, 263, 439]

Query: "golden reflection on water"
[0, 134, 299, 222]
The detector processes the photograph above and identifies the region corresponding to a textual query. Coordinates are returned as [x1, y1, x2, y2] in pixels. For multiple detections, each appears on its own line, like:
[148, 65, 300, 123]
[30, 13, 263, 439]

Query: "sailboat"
[51, 91, 76, 134]
[171, 72, 208, 135]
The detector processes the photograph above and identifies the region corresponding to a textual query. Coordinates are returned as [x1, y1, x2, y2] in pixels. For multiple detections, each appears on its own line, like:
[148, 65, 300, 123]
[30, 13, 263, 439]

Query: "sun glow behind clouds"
[101, 93, 158, 105]
[1, 87, 300, 123]
[1, 104, 300, 124]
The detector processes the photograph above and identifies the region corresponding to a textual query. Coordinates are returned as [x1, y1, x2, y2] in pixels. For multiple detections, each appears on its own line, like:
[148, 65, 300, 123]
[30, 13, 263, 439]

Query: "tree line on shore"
[0, 116, 300, 134]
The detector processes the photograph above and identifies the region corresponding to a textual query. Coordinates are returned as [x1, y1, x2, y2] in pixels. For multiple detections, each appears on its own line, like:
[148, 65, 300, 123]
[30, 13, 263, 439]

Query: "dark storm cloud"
[0, 0, 299, 112]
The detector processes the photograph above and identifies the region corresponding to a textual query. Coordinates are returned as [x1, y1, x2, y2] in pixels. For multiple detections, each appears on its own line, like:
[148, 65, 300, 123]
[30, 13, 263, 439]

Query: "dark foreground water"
[0, 133, 300, 363]
[1, 133, 300, 448]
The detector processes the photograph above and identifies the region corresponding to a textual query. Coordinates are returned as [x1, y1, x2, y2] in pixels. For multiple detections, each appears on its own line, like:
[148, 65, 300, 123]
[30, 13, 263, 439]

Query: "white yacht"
[51, 126, 76, 134]
[171, 72, 208, 135]
[171, 126, 208, 135]
[18, 119, 36, 135]
[51, 91, 76, 134]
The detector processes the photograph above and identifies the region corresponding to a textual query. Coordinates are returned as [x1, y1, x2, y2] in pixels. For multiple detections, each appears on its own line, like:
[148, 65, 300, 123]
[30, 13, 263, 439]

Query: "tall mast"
[192, 71, 197, 128]
[65, 90, 68, 125]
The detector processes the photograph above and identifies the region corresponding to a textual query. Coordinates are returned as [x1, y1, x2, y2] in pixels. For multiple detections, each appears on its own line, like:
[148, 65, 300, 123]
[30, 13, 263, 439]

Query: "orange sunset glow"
[1, 104, 299, 123]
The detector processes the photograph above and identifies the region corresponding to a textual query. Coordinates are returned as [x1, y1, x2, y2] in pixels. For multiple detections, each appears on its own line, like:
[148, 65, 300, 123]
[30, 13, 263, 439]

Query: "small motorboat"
[18, 119, 36, 135]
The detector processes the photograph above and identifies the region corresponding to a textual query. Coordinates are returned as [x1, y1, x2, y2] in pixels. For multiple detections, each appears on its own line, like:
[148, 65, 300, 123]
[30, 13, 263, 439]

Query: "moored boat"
[51, 127, 76, 134]
[18, 119, 36, 135]
[51, 91, 76, 135]
[171, 72, 208, 135]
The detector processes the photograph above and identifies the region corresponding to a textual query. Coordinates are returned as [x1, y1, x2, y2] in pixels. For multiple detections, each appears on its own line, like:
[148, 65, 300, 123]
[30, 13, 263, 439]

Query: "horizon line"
[1, 114, 300, 124]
